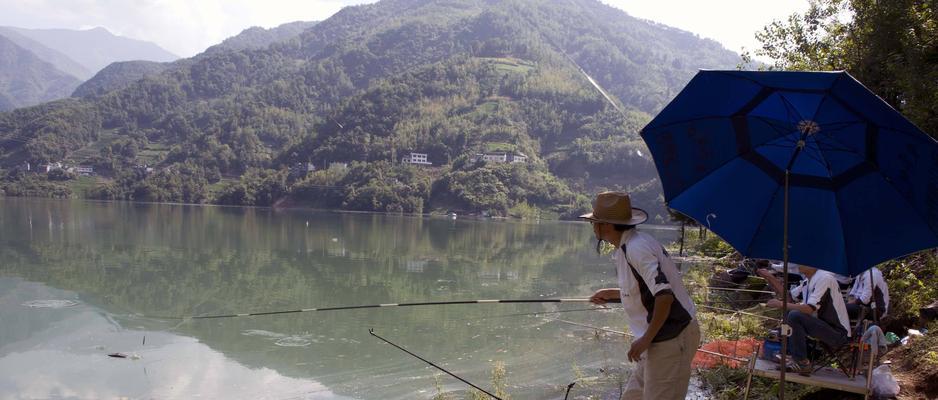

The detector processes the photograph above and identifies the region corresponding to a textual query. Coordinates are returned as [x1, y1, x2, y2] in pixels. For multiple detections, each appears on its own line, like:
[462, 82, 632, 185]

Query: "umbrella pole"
[778, 134, 807, 400]
[780, 169, 791, 400]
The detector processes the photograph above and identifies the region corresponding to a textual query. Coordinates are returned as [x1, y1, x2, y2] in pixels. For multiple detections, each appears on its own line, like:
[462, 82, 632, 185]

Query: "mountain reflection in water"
[0, 198, 683, 399]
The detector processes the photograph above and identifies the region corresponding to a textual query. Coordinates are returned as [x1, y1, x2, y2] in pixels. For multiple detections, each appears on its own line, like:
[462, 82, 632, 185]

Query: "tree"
[753, 0, 938, 137]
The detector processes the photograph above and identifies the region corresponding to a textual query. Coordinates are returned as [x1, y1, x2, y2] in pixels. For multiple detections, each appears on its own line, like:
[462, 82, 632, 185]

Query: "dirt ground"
[887, 346, 938, 399]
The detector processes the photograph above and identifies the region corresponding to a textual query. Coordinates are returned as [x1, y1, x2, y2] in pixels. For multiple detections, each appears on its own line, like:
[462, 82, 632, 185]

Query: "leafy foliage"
[749, 0, 938, 137]
[0, 0, 741, 215]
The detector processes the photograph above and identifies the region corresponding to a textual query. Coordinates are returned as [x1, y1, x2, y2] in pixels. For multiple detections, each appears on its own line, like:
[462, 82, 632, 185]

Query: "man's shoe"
[773, 355, 813, 376]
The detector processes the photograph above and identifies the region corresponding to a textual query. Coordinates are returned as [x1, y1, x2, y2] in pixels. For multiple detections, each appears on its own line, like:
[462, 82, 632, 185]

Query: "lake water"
[0, 198, 686, 400]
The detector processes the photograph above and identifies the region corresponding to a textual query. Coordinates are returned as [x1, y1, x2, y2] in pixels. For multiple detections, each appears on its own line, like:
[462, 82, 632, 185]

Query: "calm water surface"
[0, 198, 684, 400]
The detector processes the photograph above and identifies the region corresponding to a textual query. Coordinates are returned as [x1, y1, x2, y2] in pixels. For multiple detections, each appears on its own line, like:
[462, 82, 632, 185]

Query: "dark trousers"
[787, 310, 848, 361]
[847, 302, 883, 322]
[846, 302, 862, 319]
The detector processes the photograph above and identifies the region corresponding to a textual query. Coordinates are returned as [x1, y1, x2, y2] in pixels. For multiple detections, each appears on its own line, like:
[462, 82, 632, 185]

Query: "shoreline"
[0, 195, 681, 229]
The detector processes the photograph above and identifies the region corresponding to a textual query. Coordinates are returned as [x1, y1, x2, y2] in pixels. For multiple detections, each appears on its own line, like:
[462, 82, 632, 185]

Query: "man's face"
[592, 221, 601, 239]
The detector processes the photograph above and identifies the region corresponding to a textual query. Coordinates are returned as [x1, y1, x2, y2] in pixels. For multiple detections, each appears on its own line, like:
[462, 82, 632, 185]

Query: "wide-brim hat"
[578, 191, 648, 226]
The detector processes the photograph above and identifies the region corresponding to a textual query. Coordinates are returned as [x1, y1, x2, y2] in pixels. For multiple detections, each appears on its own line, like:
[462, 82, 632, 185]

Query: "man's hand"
[766, 299, 782, 309]
[628, 335, 652, 362]
[589, 288, 620, 305]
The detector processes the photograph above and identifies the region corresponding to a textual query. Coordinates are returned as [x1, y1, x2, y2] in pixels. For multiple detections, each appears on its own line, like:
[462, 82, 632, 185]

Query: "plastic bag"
[871, 365, 900, 398]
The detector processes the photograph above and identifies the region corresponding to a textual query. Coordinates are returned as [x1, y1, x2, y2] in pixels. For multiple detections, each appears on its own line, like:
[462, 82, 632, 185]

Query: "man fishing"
[581, 191, 700, 400]
[766, 264, 851, 376]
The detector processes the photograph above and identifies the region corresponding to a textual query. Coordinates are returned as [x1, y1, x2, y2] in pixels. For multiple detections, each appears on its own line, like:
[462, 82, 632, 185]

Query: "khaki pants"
[621, 320, 700, 400]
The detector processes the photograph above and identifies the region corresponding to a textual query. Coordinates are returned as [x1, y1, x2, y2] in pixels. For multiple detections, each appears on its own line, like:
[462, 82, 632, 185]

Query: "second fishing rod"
[146, 298, 596, 320]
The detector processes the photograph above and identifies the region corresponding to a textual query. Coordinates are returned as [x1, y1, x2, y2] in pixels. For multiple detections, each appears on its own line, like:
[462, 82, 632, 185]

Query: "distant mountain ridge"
[0, 27, 92, 79]
[0, 35, 81, 111]
[0, 0, 740, 220]
[0, 26, 178, 77]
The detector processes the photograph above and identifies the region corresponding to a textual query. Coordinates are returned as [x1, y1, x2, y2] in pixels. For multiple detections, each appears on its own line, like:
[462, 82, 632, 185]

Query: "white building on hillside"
[471, 152, 528, 164]
[402, 152, 432, 165]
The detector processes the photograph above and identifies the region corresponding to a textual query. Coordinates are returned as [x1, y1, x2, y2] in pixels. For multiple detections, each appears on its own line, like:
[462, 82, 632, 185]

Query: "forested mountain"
[0, 35, 81, 111]
[207, 21, 319, 53]
[0, 0, 740, 219]
[72, 61, 170, 98]
[0, 26, 178, 77]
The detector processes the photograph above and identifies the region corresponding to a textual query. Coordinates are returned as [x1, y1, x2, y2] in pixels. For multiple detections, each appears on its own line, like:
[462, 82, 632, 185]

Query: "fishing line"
[369, 328, 503, 400]
[697, 304, 780, 321]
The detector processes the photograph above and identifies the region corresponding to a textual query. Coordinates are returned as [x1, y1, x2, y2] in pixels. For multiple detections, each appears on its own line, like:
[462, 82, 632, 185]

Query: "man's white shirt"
[614, 229, 696, 339]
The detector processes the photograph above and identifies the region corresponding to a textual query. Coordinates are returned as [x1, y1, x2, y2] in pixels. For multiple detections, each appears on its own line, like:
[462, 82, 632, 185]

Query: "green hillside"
[0, 0, 740, 219]
[0, 35, 81, 111]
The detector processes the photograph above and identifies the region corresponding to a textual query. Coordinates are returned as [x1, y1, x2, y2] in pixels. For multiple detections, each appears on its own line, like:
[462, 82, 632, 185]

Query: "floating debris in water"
[275, 336, 312, 347]
[21, 299, 80, 308]
[241, 329, 287, 338]
[107, 352, 141, 360]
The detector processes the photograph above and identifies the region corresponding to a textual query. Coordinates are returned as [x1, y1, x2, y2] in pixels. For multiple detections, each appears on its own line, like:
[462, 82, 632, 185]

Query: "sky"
[0, 0, 810, 58]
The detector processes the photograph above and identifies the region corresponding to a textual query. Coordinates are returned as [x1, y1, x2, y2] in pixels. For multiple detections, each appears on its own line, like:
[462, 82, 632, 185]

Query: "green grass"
[207, 178, 237, 198]
[139, 143, 171, 164]
[65, 176, 105, 198]
[477, 57, 536, 74]
[68, 130, 120, 161]
[483, 142, 514, 153]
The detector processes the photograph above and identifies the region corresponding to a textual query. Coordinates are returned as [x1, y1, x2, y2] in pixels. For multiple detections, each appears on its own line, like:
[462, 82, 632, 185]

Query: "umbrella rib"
[742, 181, 786, 258]
[778, 93, 805, 126]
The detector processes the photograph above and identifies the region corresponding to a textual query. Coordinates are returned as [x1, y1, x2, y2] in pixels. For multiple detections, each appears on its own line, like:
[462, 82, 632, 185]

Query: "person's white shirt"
[614, 229, 696, 340]
[848, 267, 890, 317]
[804, 270, 852, 337]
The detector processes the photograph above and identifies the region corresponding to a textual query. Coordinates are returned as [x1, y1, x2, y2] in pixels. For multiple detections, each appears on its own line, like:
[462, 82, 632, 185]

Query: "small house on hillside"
[471, 152, 528, 164]
[290, 162, 315, 176]
[41, 162, 64, 172]
[74, 166, 94, 176]
[402, 152, 432, 165]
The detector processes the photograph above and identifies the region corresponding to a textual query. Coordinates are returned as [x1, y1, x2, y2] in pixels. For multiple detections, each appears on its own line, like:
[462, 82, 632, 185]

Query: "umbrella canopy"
[641, 70, 938, 276]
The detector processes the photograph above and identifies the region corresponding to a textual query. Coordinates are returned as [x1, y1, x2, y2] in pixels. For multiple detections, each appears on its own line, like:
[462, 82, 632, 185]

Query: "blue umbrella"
[642, 70, 938, 275]
[640, 70, 938, 397]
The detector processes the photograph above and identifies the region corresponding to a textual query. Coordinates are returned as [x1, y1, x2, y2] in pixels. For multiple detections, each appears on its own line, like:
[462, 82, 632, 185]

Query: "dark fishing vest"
[622, 244, 692, 342]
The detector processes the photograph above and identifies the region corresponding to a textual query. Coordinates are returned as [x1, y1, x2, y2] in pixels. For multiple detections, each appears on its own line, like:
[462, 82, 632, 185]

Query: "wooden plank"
[751, 359, 870, 395]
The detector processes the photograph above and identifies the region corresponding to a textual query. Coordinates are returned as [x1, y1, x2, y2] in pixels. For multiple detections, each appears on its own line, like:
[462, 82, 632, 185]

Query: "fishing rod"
[369, 329, 504, 400]
[149, 298, 593, 320]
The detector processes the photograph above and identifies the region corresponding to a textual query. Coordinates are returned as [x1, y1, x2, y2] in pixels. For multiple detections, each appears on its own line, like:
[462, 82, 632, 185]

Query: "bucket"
[762, 339, 781, 361]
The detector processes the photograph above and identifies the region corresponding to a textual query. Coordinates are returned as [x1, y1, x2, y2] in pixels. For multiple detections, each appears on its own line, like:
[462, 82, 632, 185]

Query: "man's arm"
[766, 298, 816, 314]
[589, 288, 621, 304]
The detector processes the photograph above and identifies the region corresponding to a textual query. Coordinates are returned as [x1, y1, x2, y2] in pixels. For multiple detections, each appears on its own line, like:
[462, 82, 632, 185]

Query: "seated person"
[766, 265, 851, 376]
[846, 267, 890, 321]
[753, 260, 804, 302]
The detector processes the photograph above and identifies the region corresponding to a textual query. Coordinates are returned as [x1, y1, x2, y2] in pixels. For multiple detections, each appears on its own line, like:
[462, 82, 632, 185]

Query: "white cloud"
[0, 0, 376, 57]
[603, 0, 810, 54]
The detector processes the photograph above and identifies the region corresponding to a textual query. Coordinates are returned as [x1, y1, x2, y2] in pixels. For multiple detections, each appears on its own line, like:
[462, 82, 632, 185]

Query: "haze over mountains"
[0, 26, 178, 110]
[0, 0, 741, 219]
